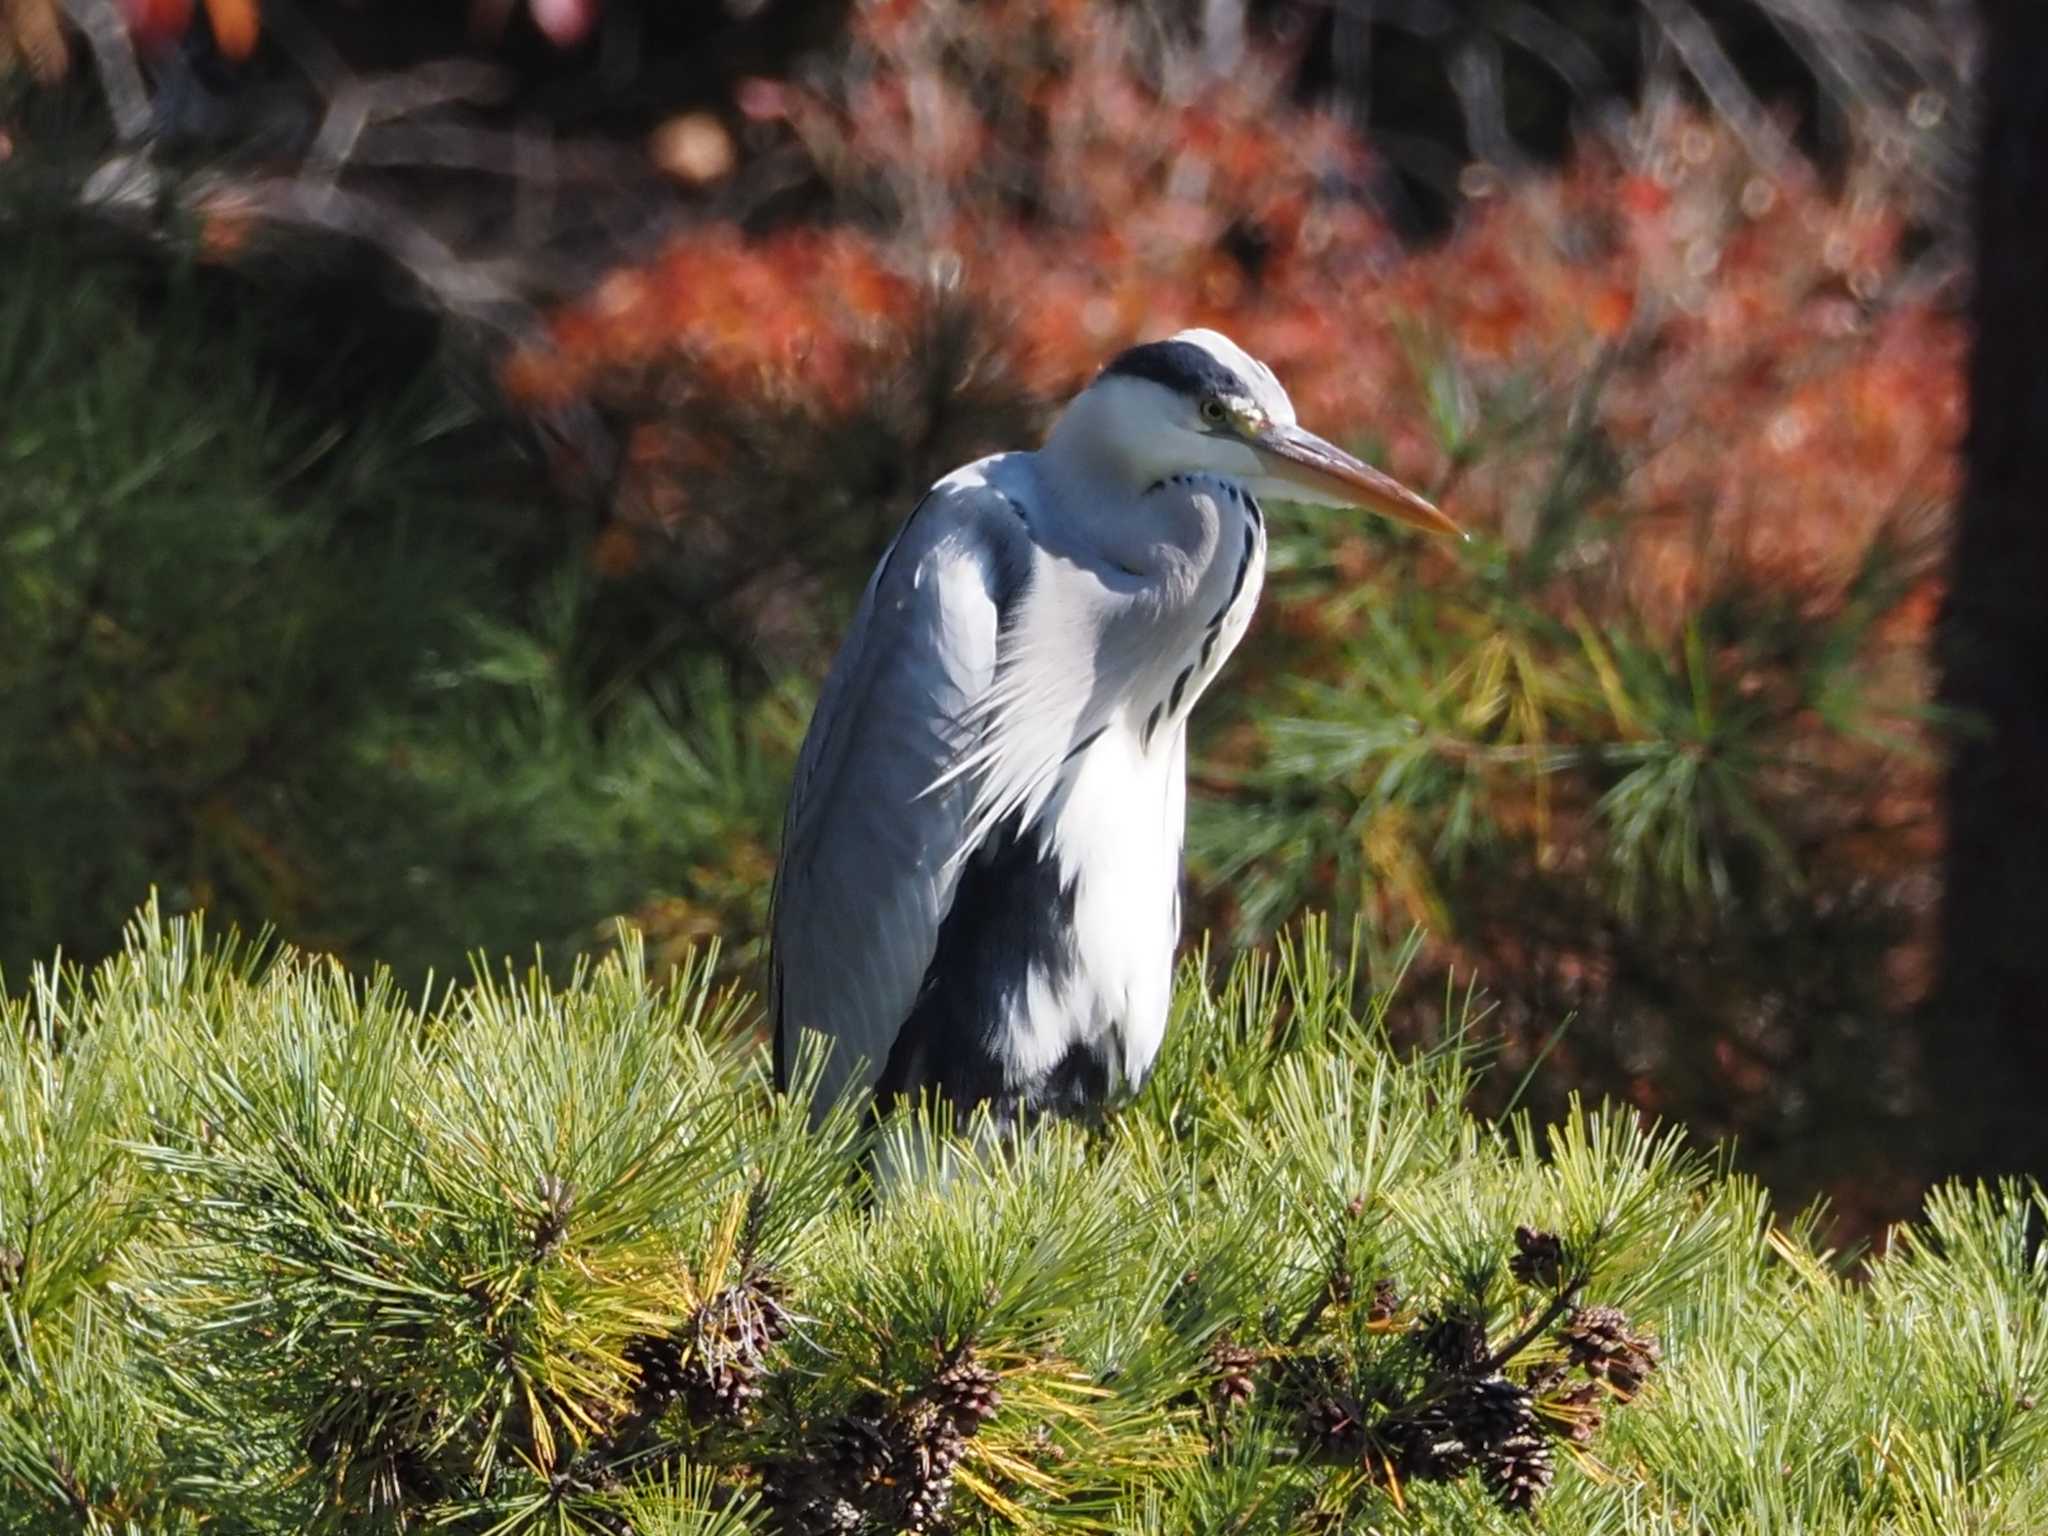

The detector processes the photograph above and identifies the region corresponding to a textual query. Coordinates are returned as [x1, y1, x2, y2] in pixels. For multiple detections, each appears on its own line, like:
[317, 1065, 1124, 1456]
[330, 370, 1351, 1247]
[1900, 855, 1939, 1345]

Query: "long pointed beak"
[1250, 423, 1463, 539]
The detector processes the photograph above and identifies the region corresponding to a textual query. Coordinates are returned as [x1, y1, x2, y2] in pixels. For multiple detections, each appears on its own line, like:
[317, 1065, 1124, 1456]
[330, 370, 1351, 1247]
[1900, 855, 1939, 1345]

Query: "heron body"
[771, 330, 1457, 1124]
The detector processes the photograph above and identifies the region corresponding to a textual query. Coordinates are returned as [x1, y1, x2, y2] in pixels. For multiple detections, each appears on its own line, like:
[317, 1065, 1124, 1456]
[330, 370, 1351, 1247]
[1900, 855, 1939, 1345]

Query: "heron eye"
[1200, 398, 1229, 426]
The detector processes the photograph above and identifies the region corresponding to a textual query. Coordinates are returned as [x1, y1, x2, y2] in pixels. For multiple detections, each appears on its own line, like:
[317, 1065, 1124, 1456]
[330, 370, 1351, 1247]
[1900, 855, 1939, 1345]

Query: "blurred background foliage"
[0, 0, 1980, 1226]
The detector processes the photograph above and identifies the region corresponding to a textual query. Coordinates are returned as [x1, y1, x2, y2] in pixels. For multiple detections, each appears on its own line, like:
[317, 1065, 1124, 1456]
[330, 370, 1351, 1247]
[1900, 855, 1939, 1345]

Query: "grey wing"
[769, 475, 1034, 1113]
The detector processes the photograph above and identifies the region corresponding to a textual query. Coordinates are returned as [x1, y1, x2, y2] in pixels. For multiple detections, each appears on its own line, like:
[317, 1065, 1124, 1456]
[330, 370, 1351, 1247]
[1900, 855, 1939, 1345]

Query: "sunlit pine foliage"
[0, 903, 2042, 1535]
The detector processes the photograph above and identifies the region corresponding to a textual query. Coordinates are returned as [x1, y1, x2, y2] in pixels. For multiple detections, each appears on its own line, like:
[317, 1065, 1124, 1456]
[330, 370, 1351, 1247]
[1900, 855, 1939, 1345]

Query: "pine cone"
[1381, 1400, 1475, 1481]
[1367, 1277, 1400, 1326]
[899, 1475, 956, 1535]
[1282, 1353, 1366, 1456]
[827, 1401, 894, 1490]
[622, 1332, 687, 1405]
[1483, 1428, 1555, 1513]
[1451, 1374, 1537, 1449]
[1509, 1226, 1565, 1290]
[758, 1459, 810, 1518]
[891, 1401, 965, 1534]
[679, 1279, 794, 1421]
[764, 1481, 860, 1536]
[1301, 1392, 1369, 1457]
[748, 1272, 797, 1344]
[909, 1400, 969, 1481]
[1451, 1375, 1553, 1513]
[931, 1354, 1003, 1431]
[776, 1351, 994, 1536]
[1206, 1336, 1260, 1414]
[1419, 1311, 1490, 1376]
[1550, 1379, 1607, 1443]
[1561, 1305, 1661, 1399]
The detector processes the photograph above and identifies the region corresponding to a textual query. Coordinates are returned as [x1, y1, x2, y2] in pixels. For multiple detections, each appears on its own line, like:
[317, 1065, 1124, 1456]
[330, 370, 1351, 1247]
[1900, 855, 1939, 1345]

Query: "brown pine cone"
[1381, 1400, 1476, 1482]
[1367, 1277, 1401, 1326]
[931, 1354, 1003, 1431]
[1450, 1374, 1538, 1450]
[1483, 1428, 1555, 1513]
[1509, 1226, 1565, 1290]
[1206, 1335, 1261, 1413]
[1419, 1311, 1491, 1376]
[1301, 1391, 1370, 1458]
[622, 1332, 687, 1404]
[678, 1280, 794, 1421]
[1549, 1379, 1607, 1443]
[826, 1398, 895, 1490]
[1561, 1305, 1661, 1400]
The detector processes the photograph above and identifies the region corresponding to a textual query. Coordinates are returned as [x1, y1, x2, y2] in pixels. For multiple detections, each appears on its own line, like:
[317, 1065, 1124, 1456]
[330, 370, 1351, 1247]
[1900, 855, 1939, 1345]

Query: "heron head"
[1063, 328, 1462, 539]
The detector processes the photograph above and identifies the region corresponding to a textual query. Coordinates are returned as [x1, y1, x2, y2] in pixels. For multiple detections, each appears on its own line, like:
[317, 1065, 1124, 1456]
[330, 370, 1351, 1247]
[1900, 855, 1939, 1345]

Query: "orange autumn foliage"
[507, 227, 917, 414]
[509, 0, 1961, 634]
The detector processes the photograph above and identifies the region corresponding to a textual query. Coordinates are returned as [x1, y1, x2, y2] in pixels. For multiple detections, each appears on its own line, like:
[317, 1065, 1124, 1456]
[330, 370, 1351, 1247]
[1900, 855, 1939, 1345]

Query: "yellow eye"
[1200, 398, 1229, 426]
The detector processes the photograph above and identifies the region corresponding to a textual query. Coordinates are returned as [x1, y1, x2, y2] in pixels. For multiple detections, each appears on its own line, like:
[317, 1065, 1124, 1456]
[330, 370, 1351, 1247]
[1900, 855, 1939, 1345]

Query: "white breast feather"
[975, 478, 1264, 1093]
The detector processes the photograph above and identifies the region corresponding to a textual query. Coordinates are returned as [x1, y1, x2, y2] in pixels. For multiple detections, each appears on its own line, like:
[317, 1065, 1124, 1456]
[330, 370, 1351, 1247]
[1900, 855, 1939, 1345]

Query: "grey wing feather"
[770, 474, 1033, 1113]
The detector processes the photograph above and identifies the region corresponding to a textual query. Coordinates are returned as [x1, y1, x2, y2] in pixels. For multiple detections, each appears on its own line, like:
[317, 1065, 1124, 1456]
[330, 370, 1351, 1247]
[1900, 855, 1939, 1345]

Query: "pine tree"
[0, 902, 2042, 1534]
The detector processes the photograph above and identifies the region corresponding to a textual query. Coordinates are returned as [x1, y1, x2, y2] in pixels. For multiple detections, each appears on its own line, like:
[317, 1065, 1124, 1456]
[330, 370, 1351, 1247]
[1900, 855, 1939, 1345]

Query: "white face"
[1047, 329, 1459, 537]
[1116, 377, 1273, 486]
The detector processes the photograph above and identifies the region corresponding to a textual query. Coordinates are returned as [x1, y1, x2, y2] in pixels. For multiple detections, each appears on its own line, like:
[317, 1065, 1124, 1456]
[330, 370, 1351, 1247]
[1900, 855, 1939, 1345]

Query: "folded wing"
[770, 473, 1038, 1114]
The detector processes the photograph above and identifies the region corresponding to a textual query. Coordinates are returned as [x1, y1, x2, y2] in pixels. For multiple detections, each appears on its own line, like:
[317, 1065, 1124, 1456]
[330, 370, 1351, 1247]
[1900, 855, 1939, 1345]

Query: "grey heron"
[770, 329, 1459, 1125]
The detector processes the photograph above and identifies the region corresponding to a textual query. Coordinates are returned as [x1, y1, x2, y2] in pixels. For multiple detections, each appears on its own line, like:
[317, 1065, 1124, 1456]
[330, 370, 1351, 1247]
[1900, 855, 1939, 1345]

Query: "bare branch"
[208, 175, 533, 334]
[1449, 32, 1525, 173]
[344, 121, 635, 185]
[55, 0, 151, 142]
[1201, 0, 1247, 77]
[308, 60, 514, 178]
[1635, 0, 1796, 176]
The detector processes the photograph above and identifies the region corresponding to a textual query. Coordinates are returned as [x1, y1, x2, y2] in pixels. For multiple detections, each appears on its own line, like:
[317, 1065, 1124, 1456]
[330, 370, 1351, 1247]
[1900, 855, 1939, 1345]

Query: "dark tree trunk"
[1931, 0, 2048, 1181]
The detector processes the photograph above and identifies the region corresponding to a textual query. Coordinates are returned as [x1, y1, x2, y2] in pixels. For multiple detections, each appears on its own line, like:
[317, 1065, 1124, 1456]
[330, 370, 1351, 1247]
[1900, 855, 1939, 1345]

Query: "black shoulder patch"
[882, 812, 1080, 1119]
[1101, 339, 1248, 401]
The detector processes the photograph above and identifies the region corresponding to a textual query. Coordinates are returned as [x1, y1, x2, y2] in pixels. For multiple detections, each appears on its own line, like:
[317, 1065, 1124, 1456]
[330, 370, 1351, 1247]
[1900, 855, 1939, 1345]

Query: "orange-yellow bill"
[1250, 423, 1463, 538]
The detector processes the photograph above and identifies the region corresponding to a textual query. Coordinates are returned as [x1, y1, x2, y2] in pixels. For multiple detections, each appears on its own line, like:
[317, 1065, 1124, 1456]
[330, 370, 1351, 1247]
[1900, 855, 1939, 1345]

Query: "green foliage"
[0, 231, 799, 986]
[1185, 338, 1937, 1205]
[1193, 370, 1926, 945]
[2, 904, 2041, 1534]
